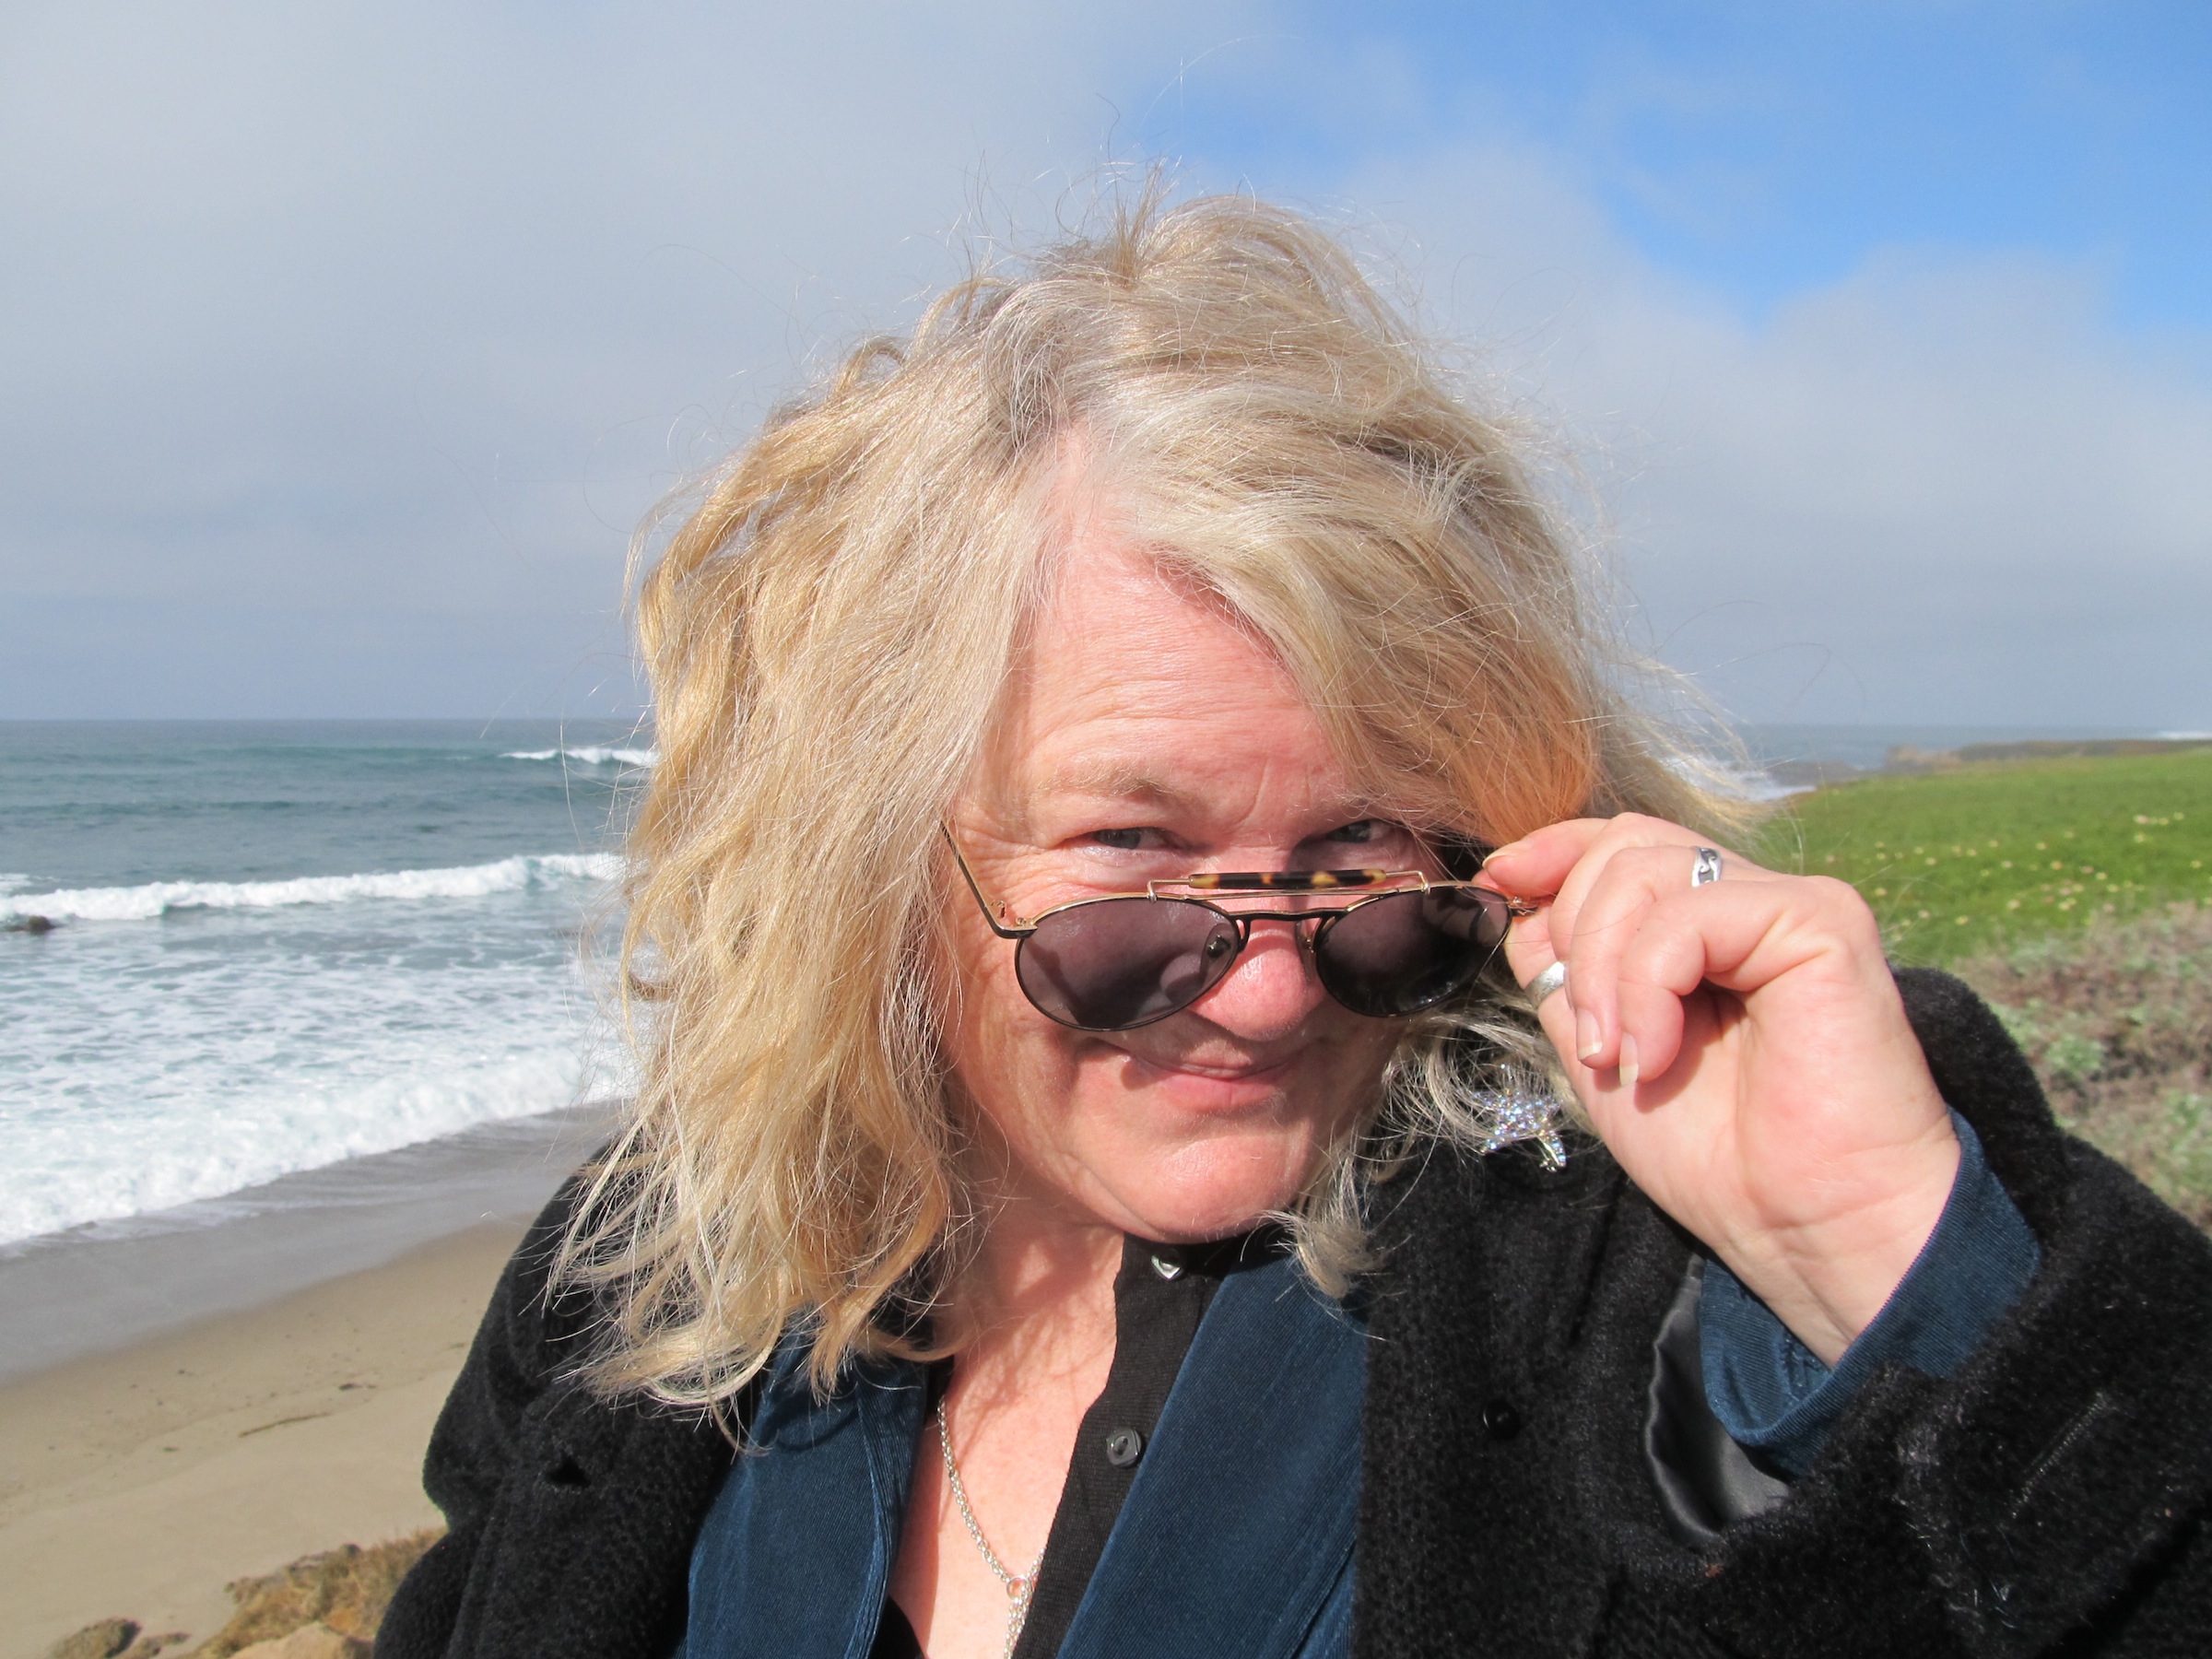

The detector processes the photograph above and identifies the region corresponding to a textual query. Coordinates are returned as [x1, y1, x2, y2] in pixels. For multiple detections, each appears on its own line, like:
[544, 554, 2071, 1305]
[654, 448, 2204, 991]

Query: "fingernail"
[1488, 839, 1525, 862]
[1575, 1008, 1601, 1061]
[1618, 1034, 1640, 1088]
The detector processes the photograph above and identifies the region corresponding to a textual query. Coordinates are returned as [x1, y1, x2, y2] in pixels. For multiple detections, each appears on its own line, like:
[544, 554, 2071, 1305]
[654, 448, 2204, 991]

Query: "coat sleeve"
[375, 1164, 741, 1659]
[1684, 969, 2212, 1655]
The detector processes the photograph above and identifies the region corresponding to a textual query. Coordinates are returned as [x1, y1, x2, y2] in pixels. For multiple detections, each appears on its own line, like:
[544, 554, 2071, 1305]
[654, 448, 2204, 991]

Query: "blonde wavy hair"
[569, 192, 1741, 1405]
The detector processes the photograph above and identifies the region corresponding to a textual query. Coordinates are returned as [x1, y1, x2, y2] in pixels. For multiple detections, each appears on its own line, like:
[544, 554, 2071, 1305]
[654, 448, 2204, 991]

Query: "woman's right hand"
[1483, 814, 1959, 1366]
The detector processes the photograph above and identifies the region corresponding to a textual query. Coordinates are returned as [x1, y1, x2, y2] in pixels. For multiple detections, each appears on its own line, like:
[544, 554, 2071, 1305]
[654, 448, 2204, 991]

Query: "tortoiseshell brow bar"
[939, 823, 1542, 936]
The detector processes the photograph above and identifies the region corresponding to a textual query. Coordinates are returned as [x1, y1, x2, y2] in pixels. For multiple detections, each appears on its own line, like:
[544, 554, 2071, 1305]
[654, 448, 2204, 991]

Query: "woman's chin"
[1078, 1142, 1319, 1243]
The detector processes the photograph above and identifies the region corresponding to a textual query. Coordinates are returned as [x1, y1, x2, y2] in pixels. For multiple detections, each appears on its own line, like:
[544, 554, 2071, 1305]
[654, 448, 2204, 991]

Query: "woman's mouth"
[1111, 1048, 1307, 1112]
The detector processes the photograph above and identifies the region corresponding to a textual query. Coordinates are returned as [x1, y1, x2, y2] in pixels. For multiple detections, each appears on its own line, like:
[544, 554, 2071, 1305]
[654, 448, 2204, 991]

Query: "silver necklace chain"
[935, 1396, 1039, 1659]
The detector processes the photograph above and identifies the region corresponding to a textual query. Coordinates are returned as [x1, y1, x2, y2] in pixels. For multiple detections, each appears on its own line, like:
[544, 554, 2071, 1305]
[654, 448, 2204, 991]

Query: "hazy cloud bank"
[1333, 140, 2212, 724]
[2, 1, 2204, 727]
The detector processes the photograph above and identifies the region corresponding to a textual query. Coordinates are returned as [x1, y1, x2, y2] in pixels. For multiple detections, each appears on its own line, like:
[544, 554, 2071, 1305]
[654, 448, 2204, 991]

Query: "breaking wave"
[0, 853, 623, 924]
[500, 746, 660, 767]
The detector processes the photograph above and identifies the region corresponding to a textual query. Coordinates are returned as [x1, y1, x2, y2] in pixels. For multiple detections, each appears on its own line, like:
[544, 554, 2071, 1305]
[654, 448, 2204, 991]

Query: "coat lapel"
[677, 1339, 927, 1659]
[1056, 1254, 1369, 1659]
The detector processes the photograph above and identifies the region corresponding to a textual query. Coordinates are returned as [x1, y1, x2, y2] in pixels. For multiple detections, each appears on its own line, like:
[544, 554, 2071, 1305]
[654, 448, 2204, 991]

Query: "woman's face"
[940, 530, 1428, 1243]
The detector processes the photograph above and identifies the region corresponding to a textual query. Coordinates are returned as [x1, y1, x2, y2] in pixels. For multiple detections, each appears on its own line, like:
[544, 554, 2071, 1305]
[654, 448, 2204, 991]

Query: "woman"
[381, 198, 2212, 1659]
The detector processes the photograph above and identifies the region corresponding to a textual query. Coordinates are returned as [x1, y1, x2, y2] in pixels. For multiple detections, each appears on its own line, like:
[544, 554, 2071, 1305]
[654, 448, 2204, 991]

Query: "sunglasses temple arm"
[1456, 887, 1544, 923]
[938, 822, 1030, 940]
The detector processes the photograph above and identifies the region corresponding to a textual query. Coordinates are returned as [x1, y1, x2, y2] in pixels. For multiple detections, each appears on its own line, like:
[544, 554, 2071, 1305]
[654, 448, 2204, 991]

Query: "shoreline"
[0, 1110, 621, 1655]
[0, 1103, 616, 1384]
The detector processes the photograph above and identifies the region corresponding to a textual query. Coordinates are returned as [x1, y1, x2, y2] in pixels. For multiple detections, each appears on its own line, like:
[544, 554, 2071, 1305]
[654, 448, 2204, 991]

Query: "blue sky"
[1166, 2, 2212, 326]
[1, 1, 2206, 725]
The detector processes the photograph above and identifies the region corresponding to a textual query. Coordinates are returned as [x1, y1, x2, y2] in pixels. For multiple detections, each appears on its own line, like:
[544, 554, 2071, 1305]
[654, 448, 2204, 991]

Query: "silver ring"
[1690, 847, 1724, 888]
[1527, 960, 1569, 1006]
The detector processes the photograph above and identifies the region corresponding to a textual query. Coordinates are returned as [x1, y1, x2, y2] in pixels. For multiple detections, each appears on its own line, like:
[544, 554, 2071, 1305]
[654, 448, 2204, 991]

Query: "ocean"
[0, 716, 2167, 1258]
[0, 722, 646, 1249]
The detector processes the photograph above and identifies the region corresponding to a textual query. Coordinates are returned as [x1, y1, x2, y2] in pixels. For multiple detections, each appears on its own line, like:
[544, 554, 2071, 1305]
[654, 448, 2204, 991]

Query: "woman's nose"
[1189, 920, 1329, 1039]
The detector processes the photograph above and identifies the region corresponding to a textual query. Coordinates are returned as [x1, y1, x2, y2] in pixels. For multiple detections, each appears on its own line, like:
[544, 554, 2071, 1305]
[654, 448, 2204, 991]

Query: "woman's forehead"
[976, 546, 1362, 829]
[1012, 544, 1293, 721]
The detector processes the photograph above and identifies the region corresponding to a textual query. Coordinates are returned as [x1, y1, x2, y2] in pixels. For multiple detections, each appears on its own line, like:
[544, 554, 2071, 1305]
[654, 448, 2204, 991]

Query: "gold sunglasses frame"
[938, 823, 1539, 1027]
[940, 822, 1537, 936]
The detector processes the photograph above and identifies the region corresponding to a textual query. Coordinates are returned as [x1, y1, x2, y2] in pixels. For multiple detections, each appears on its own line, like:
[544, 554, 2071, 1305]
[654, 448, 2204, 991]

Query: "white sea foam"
[0, 1045, 633, 1245]
[500, 746, 659, 767]
[0, 868, 634, 1245]
[1722, 767, 1815, 803]
[0, 723, 652, 1248]
[1666, 757, 1813, 804]
[0, 853, 622, 924]
[2158, 730, 2212, 741]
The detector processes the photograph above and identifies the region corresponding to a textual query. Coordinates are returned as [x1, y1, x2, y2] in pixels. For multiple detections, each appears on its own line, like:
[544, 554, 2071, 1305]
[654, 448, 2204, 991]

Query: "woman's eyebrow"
[1034, 761, 1376, 829]
[1035, 760, 1194, 808]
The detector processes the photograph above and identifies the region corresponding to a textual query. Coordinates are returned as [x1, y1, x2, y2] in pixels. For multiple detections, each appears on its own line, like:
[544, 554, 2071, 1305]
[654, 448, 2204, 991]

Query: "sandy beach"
[0, 1223, 521, 1658]
[0, 1112, 608, 1658]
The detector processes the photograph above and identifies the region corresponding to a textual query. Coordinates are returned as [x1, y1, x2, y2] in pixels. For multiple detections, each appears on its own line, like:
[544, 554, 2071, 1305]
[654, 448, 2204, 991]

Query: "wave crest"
[1, 853, 624, 924]
[500, 746, 659, 767]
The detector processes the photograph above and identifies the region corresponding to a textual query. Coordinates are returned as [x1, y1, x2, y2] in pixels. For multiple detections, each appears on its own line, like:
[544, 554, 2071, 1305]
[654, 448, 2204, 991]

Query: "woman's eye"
[1088, 828, 1149, 851]
[1323, 819, 1381, 843]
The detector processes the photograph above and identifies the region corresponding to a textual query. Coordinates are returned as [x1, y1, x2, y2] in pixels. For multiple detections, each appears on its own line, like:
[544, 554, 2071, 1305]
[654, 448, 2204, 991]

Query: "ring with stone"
[1690, 847, 1724, 888]
[1527, 960, 1569, 1006]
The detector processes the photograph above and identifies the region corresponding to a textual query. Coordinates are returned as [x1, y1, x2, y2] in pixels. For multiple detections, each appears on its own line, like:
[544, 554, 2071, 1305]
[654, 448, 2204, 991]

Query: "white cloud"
[0, 0, 1261, 714]
[3, 4, 2205, 727]
[1328, 140, 2212, 726]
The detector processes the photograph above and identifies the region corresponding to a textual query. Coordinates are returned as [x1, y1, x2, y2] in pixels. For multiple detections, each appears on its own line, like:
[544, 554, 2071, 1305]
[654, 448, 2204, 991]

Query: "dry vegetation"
[1766, 747, 2212, 1230]
[44, 1532, 441, 1659]
[1954, 900, 2212, 1228]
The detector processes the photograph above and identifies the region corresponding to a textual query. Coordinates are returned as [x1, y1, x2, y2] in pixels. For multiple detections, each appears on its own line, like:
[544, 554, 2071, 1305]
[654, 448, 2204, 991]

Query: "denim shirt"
[1702, 1112, 2042, 1476]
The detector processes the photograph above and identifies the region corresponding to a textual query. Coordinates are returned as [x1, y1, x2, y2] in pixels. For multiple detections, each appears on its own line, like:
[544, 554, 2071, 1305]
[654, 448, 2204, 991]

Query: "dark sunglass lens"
[1314, 887, 1509, 1017]
[1018, 899, 1241, 1030]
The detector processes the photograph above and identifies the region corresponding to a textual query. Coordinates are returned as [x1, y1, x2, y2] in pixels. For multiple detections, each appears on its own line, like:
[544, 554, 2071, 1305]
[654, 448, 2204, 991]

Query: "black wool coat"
[378, 971, 2212, 1657]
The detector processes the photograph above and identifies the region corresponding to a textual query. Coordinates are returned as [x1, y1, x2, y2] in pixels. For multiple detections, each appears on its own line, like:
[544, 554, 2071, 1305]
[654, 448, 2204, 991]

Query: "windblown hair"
[570, 192, 1742, 1405]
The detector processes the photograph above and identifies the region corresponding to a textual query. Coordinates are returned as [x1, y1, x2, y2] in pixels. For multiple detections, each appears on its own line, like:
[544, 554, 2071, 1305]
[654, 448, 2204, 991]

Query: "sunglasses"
[943, 825, 1538, 1032]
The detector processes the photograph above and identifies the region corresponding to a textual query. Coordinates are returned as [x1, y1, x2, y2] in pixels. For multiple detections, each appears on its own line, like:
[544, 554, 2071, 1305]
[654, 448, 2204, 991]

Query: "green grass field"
[1755, 747, 2212, 966]
[1752, 748, 2212, 1225]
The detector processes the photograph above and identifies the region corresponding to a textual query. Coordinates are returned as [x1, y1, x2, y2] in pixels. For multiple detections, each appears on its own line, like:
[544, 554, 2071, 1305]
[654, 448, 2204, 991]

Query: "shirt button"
[1103, 1428, 1145, 1467]
[1149, 1252, 1184, 1281]
[1480, 1399, 1523, 1441]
